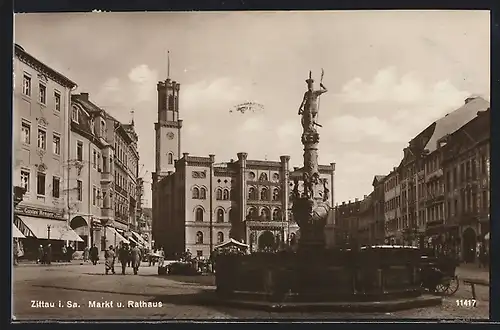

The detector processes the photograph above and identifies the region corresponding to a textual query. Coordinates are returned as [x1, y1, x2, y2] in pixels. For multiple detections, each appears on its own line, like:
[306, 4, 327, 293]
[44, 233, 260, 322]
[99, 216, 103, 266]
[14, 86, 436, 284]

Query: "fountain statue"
[292, 71, 330, 251]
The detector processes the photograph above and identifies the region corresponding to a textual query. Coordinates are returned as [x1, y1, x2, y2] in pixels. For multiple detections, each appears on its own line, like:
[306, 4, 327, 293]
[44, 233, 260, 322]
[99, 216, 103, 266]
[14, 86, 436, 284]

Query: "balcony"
[100, 171, 113, 182]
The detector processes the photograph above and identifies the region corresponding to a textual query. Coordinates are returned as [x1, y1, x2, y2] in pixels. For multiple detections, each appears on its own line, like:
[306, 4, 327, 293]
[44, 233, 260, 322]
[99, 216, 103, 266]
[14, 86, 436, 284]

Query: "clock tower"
[153, 78, 182, 184]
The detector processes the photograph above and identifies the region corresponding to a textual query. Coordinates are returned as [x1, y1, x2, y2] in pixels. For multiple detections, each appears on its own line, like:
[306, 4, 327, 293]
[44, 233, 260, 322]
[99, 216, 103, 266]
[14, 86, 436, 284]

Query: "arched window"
[217, 232, 224, 244]
[272, 188, 280, 201]
[195, 208, 204, 222]
[260, 208, 270, 221]
[223, 189, 229, 200]
[260, 188, 269, 201]
[196, 231, 203, 244]
[272, 208, 281, 221]
[216, 188, 223, 200]
[168, 153, 173, 165]
[217, 209, 224, 223]
[200, 187, 207, 199]
[248, 187, 257, 200]
[192, 187, 199, 199]
[168, 95, 174, 110]
[229, 209, 235, 223]
[247, 207, 257, 220]
[259, 173, 268, 181]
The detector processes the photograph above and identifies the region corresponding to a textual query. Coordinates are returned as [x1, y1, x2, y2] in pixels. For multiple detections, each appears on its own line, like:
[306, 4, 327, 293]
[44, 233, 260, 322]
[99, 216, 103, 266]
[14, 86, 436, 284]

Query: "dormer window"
[90, 118, 95, 134]
[101, 120, 106, 137]
[72, 106, 79, 123]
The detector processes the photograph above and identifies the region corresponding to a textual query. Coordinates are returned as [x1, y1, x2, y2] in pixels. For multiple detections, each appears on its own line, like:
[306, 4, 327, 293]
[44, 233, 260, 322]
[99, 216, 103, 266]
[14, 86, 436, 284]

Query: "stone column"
[237, 152, 248, 242]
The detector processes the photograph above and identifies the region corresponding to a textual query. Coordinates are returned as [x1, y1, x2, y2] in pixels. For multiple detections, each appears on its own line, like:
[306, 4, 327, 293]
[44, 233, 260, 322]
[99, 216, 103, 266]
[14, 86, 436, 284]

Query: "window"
[37, 129, 46, 149]
[195, 208, 204, 222]
[247, 207, 257, 219]
[39, 83, 46, 104]
[260, 208, 270, 221]
[92, 186, 97, 206]
[217, 232, 224, 244]
[23, 74, 31, 96]
[248, 187, 257, 200]
[52, 134, 61, 155]
[192, 187, 200, 199]
[168, 153, 173, 165]
[200, 187, 206, 199]
[260, 188, 269, 201]
[102, 156, 108, 172]
[21, 170, 30, 192]
[54, 92, 61, 111]
[217, 209, 224, 223]
[77, 180, 82, 201]
[272, 188, 280, 201]
[216, 188, 222, 200]
[259, 173, 268, 181]
[97, 189, 101, 207]
[21, 121, 30, 144]
[223, 189, 229, 200]
[37, 172, 46, 196]
[196, 231, 204, 244]
[93, 150, 97, 169]
[272, 208, 280, 221]
[52, 177, 60, 198]
[72, 107, 79, 123]
[101, 120, 106, 137]
[168, 95, 174, 110]
[77, 141, 83, 161]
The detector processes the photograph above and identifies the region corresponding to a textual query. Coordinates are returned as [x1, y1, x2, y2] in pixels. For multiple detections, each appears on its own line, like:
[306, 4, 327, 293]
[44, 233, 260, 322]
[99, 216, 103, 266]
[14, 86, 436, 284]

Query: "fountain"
[213, 72, 442, 312]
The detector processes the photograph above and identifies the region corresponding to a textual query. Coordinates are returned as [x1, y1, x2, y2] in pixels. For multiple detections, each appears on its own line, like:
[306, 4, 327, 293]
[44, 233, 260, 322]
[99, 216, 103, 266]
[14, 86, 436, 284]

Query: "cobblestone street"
[12, 262, 489, 321]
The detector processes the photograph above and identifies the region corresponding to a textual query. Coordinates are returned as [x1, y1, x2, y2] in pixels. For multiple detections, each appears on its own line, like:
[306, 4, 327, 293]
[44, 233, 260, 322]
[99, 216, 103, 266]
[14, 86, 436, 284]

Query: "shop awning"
[15, 216, 83, 242]
[128, 236, 141, 247]
[214, 238, 249, 250]
[104, 227, 129, 245]
[13, 224, 25, 238]
[131, 231, 148, 246]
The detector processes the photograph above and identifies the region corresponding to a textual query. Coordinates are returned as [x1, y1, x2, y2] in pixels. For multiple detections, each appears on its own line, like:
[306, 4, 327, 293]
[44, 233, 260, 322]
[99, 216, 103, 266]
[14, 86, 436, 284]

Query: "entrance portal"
[258, 230, 275, 251]
[462, 227, 476, 263]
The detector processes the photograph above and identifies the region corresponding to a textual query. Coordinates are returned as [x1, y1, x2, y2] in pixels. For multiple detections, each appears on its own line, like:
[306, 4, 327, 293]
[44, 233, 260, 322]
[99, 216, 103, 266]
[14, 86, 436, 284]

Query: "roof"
[372, 175, 385, 186]
[14, 44, 77, 88]
[214, 238, 249, 250]
[424, 96, 490, 154]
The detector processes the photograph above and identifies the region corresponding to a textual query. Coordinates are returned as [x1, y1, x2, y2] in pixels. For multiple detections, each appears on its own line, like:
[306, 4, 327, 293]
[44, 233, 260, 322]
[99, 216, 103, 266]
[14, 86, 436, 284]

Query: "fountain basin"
[215, 246, 430, 304]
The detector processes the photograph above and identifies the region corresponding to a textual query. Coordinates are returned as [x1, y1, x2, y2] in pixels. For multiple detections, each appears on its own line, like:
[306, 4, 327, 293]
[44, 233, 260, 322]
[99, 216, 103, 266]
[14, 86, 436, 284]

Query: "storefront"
[14, 205, 83, 260]
[102, 226, 129, 249]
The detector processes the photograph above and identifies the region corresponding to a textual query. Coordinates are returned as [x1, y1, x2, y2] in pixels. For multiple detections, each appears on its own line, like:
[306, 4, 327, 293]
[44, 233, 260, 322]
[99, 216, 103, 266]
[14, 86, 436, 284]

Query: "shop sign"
[15, 205, 64, 220]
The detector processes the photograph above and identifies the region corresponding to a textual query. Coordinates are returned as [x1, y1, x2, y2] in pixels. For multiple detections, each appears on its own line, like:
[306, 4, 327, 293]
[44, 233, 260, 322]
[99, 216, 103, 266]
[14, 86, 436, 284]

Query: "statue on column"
[298, 70, 328, 129]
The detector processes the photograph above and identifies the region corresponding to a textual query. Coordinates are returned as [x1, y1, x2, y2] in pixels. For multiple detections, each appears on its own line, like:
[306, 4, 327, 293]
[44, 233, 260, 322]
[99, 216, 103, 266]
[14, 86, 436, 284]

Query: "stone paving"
[12, 262, 490, 321]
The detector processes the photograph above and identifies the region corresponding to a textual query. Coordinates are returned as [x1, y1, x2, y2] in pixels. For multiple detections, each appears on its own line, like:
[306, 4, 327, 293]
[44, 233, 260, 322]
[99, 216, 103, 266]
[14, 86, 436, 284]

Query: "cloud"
[329, 67, 471, 144]
[128, 64, 158, 103]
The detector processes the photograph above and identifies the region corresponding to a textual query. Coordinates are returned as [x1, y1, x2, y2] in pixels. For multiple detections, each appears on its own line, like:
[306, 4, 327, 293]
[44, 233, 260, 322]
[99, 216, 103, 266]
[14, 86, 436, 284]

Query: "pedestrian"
[104, 245, 116, 275]
[83, 245, 89, 263]
[479, 243, 487, 268]
[44, 244, 52, 265]
[67, 244, 74, 262]
[90, 243, 99, 265]
[118, 244, 129, 275]
[61, 245, 67, 263]
[13, 239, 19, 265]
[127, 246, 132, 268]
[158, 247, 165, 267]
[130, 243, 142, 275]
[37, 245, 44, 264]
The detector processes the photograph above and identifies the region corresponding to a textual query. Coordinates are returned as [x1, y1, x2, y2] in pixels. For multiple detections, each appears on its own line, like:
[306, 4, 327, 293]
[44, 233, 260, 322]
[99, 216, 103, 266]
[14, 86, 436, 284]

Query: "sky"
[14, 10, 490, 207]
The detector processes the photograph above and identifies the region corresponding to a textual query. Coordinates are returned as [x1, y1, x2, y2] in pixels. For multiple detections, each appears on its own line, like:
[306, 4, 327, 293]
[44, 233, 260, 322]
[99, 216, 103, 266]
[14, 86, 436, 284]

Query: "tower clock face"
[167, 132, 175, 140]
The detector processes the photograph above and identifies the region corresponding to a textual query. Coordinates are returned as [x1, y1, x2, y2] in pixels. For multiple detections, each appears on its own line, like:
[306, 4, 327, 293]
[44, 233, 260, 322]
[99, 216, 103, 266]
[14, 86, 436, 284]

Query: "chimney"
[342, 202, 346, 205]
[364, 195, 367, 199]
[80, 93, 89, 101]
[182, 152, 189, 159]
[355, 198, 359, 202]
[348, 200, 351, 204]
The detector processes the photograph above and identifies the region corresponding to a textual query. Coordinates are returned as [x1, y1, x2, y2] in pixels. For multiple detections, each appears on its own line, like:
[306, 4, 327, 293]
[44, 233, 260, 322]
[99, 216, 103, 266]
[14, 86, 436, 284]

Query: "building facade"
[441, 107, 490, 262]
[13, 44, 82, 259]
[384, 168, 402, 243]
[334, 199, 361, 246]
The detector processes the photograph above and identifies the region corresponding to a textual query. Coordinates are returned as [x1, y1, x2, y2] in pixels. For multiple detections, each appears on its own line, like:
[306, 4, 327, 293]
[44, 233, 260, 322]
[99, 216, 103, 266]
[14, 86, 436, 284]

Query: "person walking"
[44, 244, 52, 265]
[118, 244, 129, 275]
[37, 245, 44, 264]
[104, 245, 116, 275]
[83, 245, 89, 263]
[90, 244, 99, 265]
[61, 245, 67, 263]
[130, 243, 142, 275]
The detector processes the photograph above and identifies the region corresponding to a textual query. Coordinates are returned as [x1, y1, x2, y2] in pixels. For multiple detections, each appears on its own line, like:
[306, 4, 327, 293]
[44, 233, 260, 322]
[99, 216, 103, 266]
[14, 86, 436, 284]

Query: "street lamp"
[47, 225, 51, 241]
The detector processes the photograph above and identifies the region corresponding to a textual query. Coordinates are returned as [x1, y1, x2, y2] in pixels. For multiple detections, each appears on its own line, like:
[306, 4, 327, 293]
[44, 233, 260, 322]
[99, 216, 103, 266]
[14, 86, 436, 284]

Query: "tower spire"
[130, 110, 135, 125]
[167, 50, 170, 79]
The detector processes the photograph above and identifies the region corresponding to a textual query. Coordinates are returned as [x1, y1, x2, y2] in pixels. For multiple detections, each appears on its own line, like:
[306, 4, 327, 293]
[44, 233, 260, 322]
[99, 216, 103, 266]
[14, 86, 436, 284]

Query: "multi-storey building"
[69, 93, 141, 251]
[151, 74, 335, 258]
[371, 175, 386, 244]
[13, 44, 83, 259]
[383, 168, 402, 244]
[357, 193, 373, 245]
[442, 106, 490, 262]
[334, 199, 361, 247]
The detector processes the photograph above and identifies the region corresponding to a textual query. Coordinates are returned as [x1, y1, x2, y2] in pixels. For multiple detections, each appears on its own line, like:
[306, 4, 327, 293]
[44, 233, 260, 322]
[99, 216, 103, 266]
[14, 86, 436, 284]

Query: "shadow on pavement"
[152, 275, 216, 286]
[32, 284, 156, 297]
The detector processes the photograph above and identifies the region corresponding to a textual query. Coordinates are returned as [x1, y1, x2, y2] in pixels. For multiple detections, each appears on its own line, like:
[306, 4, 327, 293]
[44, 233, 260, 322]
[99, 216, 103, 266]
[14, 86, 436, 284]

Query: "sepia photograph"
[11, 10, 490, 321]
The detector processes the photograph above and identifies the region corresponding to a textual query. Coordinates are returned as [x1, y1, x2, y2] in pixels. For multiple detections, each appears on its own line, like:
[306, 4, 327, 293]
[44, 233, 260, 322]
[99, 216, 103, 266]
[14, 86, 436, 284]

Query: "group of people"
[82, 244, 100, 265]
[104, 242, 142, 275]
